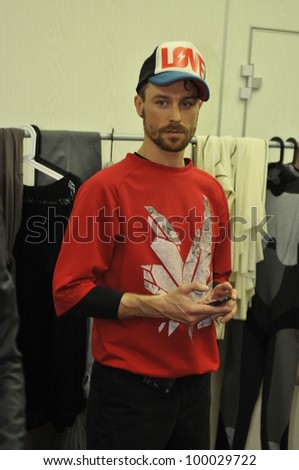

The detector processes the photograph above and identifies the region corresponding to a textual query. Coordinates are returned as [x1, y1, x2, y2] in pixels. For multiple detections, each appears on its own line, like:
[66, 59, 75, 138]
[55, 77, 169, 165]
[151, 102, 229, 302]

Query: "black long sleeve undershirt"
[68, 286, 124, 320]
[68, 280, 225, 320]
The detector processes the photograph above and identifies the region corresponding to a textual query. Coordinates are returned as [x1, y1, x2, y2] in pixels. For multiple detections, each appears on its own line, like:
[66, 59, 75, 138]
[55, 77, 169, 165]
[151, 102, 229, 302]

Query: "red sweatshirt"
[53, 153, 231, 378]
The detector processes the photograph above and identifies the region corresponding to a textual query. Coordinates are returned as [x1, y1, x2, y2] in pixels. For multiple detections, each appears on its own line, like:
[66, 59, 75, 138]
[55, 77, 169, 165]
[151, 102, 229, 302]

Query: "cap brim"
[149, 72, 210, 101]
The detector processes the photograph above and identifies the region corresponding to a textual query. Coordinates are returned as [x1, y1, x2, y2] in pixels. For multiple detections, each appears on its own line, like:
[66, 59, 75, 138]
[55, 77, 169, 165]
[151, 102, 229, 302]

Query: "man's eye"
[181, 101, 194, 108]
[156, 100, 167, 107]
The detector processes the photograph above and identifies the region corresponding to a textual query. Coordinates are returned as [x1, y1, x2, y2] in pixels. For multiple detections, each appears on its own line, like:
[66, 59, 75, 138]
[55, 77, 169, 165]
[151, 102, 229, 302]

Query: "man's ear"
[134, 95, 144, 118]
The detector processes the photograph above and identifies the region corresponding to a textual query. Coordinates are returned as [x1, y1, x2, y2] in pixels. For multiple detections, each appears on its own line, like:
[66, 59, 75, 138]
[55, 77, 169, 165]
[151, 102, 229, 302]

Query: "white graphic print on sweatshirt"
[142, 197, 213, 339]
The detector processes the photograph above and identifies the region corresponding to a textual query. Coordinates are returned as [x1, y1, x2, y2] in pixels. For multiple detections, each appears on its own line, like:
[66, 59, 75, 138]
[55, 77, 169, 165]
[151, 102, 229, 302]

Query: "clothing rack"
[22, 129, 296, 148]
[86, 134, 297, 149]
[21, 129, 197, 144]
[22, 129, 297, 168]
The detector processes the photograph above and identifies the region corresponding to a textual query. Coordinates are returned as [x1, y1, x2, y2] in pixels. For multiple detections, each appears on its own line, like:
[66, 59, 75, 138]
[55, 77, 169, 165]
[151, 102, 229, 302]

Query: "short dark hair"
[137, 79, 200, 102]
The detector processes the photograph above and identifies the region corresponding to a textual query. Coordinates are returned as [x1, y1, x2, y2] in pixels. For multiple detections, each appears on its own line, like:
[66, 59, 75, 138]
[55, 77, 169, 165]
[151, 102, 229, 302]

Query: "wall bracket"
[239, 64, 262, 100]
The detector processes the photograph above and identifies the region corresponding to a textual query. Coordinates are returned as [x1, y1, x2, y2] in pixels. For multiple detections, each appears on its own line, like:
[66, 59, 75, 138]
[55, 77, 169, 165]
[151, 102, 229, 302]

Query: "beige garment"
[195, 135, 236, 213]
[195, 135, 268, 321]
[230, 137, 268, 319]
[195, 135, 237, 337]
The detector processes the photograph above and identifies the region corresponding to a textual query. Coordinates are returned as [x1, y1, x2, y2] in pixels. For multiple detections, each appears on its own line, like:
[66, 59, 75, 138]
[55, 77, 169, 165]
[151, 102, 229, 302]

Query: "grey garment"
[35, 130, 102, 185]
[0, 128, 26, 449]
[63, 410, 87, 450]
[0, 128, 24, 274]
[0, 193, 26, 449]
[266, 328, 299, 449]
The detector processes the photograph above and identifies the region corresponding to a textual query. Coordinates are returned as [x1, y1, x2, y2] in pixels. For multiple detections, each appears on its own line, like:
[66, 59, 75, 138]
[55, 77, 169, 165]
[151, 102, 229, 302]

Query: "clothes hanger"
[286, 137, 299, 166]
[270, 136, 285, 165]
[267, 136, 287, 195]
[267, 136, 298, 195]
[103, 127, 115, 168]
[21, 124, 63, 180]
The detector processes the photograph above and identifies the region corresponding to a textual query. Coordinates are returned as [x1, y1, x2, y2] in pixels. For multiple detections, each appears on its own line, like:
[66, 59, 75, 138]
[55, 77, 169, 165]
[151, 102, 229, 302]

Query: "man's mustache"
[160, 125, 188, 133]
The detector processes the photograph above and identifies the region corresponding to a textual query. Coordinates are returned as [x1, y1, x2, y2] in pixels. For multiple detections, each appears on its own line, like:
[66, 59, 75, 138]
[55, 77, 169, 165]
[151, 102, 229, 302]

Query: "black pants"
[86, 362, 211, 450]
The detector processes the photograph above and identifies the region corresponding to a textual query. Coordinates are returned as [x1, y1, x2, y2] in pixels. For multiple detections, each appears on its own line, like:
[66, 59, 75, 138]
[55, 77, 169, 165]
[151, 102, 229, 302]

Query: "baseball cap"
[136, 41, 210, 101]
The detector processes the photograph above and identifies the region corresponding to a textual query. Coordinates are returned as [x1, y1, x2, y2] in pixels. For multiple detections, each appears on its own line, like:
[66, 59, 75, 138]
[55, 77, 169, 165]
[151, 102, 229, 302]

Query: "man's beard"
[143, 121, 196, 152]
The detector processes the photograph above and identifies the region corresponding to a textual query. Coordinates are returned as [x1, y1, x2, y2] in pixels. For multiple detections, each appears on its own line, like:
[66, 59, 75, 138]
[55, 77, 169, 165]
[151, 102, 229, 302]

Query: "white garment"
[195, 135, 269, 320]
[195, 135, 236, 214]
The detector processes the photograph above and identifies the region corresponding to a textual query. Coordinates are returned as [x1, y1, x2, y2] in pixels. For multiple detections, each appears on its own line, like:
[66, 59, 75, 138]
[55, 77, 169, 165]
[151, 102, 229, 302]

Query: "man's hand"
[118, 281, 238, 325]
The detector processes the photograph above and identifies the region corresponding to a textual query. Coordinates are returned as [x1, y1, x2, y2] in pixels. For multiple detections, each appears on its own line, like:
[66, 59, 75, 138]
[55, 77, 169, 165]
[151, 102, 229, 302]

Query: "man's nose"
[168, 104, 182, 122]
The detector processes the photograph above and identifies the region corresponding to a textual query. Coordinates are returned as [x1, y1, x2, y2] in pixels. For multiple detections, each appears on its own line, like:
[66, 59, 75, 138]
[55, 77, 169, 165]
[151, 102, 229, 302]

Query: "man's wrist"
[118, 292, 166, 320]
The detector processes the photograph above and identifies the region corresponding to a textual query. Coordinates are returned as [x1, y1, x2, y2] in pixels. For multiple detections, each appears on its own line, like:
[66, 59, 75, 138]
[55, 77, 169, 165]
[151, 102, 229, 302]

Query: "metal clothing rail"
[100, 132, 198, 145]
[22, 129, 298, 166]
[22, 129, 296, 148]
[22, 129, 197, 144]
[22, 129, 198, 160]
[93, 134, 298, 150]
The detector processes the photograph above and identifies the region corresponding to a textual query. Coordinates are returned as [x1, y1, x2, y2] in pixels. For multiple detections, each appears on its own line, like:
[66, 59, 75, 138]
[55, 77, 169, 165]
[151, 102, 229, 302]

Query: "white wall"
[0, 0, 228, 164]
[220, 0, 299, 137]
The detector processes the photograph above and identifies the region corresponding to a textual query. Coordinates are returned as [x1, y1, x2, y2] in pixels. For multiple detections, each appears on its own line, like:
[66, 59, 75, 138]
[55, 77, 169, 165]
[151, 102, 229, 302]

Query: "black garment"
[87, 362, 211, 450]
[13, 174, 87, 431]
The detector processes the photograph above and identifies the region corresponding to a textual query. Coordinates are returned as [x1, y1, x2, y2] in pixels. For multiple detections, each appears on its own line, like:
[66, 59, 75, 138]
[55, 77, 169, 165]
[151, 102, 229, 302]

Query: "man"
[53, 40, 237, 450]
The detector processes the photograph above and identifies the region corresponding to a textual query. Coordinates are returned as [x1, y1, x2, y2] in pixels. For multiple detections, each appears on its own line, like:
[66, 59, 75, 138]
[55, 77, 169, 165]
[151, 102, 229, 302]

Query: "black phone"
[204, 294, 231, 306]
